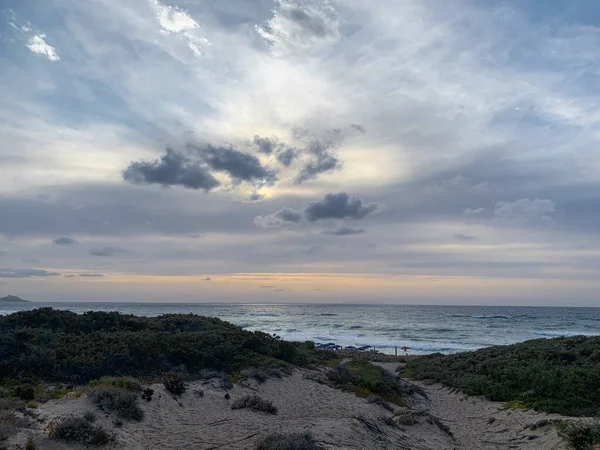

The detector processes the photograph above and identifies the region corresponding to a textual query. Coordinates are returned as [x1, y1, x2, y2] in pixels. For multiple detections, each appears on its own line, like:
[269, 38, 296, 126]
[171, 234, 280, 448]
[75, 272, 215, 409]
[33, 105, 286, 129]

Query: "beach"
[4, 362, 568, 450]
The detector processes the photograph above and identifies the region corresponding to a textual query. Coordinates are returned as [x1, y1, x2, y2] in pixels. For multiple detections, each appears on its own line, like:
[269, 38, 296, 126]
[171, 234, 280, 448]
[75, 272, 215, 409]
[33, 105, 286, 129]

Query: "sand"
[5, 366, 569, 450]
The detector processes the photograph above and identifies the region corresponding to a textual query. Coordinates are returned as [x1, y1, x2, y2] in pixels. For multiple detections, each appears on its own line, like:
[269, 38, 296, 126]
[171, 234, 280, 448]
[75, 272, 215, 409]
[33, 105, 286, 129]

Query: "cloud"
[52, 236, 78, 245]
[350, 124, 366, 133]
[254, 207, 303, 228]
[257, 0, 340, 53]
[0, 251, 7, 258]
[26, 34, 60, 62]
[253, 136, 277, 155]
[463, 208, 485, 216]
[78, 273, 104, 277]
[123, 149, 220, 191]
[247, 193, 265, 202]
[0, 268, 61, 278]
[324, 226, 365, 236]
[294, 140, 342, 184]
[89, 247, 127, 257]
[63, 274, 76, 278]
[276, 147, 300, 167]
[202, 276, 211, 281]
[261, 285, 274, 288]
[494, 198, 556, 223]
[191, 144, 278, 187]
[304, 192, 378, 222]
[453, 233, 476, 242]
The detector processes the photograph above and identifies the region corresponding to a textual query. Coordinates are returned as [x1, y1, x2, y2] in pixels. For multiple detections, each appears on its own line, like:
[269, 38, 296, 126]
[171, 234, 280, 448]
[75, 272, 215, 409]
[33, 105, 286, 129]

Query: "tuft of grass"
[25, 437, 36, 450]
[326, 359, 340, 368]
[504, 400, 529, 410]
[26, 401, 38, 409]
[47, 415, 113, 446]
[556, 420, 600, 450]
[89, 386, 144, 421]
[88, 377, 141, 392]
[0, 411, 18, 442]
[231, 395, 277, 415]
[163, 372, 186, 396]
[254, 432, 324, 450]
[83, 411, 97, 423]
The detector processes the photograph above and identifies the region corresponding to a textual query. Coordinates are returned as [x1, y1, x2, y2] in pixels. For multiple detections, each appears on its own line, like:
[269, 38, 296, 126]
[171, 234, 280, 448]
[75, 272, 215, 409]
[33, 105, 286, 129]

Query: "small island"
[0, 295, 28, 303]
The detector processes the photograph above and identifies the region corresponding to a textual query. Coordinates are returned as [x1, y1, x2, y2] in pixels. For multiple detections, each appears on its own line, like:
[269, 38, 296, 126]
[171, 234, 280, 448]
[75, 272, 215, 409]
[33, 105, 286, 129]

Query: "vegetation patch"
[231, 395, 277, 415]
[88, 377, 141, 392]
[0, 308, 328, 384]
[254, 432, 324, 450]
[327, 361, 406, 406]
[89, 386, 144, 421]
[407, 335, 600, 416]
[47, 415, 113, 446]
[163, 372, 186, 396]
[0, 410, 19, 441]
[556, 420, 600, 450]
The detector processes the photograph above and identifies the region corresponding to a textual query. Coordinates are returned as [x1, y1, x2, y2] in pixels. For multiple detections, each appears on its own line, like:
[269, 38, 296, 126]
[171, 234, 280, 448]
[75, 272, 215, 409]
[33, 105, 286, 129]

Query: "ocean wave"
[248, 313, 279, 317]
[349, 325, 363, 329]
[471, 315, 513, 319]
[235, 323, 249, 328]
[318, 313, 338, 316]
[534, 330, 600, 337]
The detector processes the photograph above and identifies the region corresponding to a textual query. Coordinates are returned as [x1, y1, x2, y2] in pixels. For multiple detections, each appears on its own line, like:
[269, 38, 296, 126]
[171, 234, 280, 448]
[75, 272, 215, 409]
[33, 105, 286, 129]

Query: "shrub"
[407, 336, 600, 416]
[14, 385, 35, 401]
[83, 411, 97, 423]
[0, 411, 18, 441]
[231, 395, 277, 415]
[89, 386, 144, 421]
[25, 437, 36, 450]
[241, 368, 267, 383]
[88, 377, 141, 392]
[557, 420, 600, 450]
[47, 416, 112, 446]
[254, 432, 324, 450]
[26, 401, 37, 409]
[163, 372, 186, 396]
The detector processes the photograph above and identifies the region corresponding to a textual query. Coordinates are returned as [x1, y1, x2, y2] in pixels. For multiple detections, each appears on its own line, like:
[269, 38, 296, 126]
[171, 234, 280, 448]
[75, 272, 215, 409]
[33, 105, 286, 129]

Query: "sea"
[2, 302, 600, 355]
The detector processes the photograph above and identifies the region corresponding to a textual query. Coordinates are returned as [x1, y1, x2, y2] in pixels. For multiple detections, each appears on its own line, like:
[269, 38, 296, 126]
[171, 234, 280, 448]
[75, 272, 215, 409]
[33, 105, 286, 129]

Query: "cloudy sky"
[1, 0, 600, 305]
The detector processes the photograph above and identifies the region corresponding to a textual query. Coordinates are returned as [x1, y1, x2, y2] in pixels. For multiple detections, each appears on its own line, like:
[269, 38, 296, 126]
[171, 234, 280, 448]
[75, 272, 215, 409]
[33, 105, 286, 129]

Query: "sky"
[1, 0, 600, 305]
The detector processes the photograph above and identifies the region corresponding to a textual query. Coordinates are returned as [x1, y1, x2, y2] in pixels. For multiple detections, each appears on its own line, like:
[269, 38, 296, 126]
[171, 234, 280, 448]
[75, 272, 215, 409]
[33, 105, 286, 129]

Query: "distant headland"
[0, 295, 28, 303]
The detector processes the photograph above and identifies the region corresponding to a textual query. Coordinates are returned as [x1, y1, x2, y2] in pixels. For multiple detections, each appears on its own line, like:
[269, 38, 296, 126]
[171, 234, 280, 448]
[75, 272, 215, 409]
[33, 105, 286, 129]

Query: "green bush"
[231, 395, 277, 415]
[254, 432, 324, 450]
[163, 372, 186, 396]
[89, 386, 144, 421]
[407, 336, 600, 416]
[0, 308, 328, 384]
[556, 420, 600, 450]
[47, 415, 112, 446]
[25, 437, 36, 450]
[88, 377, 141, 392]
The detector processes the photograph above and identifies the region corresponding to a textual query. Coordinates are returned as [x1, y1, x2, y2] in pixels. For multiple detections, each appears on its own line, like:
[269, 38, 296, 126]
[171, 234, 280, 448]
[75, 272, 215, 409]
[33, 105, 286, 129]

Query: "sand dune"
[6, 367, 567, 450]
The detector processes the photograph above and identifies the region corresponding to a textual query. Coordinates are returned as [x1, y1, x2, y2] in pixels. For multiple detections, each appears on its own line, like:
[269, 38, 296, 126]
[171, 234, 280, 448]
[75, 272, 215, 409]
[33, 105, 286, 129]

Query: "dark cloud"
[350, 124, 366, 133]
[78, 273, 105, 277]
[191, 144, 278, 186]
[276, 147, 299, 167]
[324, 226, 365, 236]
[285, 8, 329, 38]
[0, 268, 61, 278]
[294, 140, 343, 184]
[305, 192, 378, 222]
[247, 193, 265, 202]
[254, 207, 302, 228]
[123, 149, 220, 191]
[253, 135, 277, 155]
[89, 247, 127, 257]
[453, 233, 476, 241]
[53, 236, 78, 245]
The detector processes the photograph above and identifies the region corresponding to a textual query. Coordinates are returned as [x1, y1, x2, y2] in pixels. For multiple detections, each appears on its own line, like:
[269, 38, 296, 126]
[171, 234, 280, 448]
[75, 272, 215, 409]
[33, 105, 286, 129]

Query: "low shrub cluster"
[231, 395, 278, 415]
[0, 308, 326, 384]
[47, 415, 112, 446]
[88, 377, 141, 392]
[163, 372, 186, 396]
[407, 335, 600, 416]
[254, 432, 324, 450]
[89, 386, 144, 421]
[327, 361, 406, 406]
[0, 410, 18, 441]
[556, 420, 600, 450]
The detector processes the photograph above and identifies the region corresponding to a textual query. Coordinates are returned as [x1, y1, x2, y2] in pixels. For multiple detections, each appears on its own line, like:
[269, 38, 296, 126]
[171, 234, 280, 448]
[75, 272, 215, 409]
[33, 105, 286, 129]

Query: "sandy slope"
[6, 367, 568, 450]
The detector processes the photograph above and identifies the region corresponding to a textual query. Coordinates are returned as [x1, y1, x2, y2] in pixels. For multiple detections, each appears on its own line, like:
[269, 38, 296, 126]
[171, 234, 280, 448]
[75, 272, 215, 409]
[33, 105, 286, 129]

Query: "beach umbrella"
[401, 346, 410, 356]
